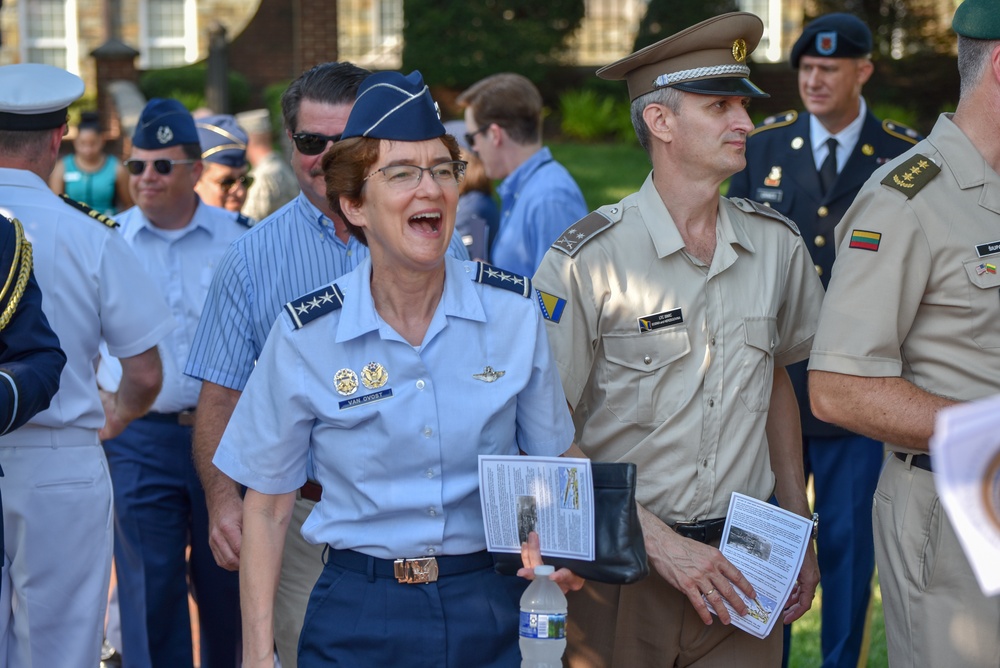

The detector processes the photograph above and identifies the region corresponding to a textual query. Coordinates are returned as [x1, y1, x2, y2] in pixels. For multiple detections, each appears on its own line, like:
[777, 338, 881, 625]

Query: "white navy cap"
[0, 64, 85, 131]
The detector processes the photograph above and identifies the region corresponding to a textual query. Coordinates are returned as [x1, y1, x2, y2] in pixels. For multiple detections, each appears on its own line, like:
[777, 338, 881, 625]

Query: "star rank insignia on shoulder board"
[551, 210, 617, 256]
[59, 194, 118, 228]
[471, 262, 532, 297]
[284, 283, 345, 329]
[881, 154, 940, 199]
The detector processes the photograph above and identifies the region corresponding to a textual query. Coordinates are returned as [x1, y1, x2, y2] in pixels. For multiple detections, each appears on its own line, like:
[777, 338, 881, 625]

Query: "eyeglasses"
[124, 159, 198, 176]
[464, 125, 491, 148]
[218, 175, 254, 194]
[291, 132, 342, 156]
[364, 160, 467, 191]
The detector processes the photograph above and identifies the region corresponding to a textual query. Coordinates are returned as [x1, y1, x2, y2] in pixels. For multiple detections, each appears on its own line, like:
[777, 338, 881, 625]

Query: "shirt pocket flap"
[603, 328, 691, 372]
[964, 259, 1000, 289]
[743, 317, 776, 354]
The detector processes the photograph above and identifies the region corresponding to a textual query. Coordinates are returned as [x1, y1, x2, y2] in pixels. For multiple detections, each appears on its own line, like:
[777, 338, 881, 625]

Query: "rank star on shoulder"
[295, 303, 311, 315]
[308, 297, 323, 309]
[319, 292, 336, 304]
[485, 267, 502, 279]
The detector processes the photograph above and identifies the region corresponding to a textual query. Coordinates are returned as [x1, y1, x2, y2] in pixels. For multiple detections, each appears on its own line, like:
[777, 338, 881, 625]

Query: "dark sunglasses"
[218, 175, 254, 194]
[464, 125, 490, 148]
[291, 132, 342, 156]
[124, 158, 198, 176]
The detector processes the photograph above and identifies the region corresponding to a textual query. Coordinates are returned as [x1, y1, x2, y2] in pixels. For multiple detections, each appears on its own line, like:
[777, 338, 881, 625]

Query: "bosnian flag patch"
[849, 230, 881, 252]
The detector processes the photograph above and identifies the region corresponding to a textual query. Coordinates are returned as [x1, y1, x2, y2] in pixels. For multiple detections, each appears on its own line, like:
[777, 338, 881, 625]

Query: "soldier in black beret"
[728, 18, 921, 667]
[808, 0, 1000, 665]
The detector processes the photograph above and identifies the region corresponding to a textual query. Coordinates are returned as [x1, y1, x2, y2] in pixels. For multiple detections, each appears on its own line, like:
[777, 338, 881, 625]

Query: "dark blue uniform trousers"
[104, 418, 240, 667]
[804, 433, 884, 668]
[299, 549, 526, 667]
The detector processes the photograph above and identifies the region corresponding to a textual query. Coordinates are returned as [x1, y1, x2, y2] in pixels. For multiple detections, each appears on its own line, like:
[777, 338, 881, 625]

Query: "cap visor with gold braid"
[598, 12, 769, 101]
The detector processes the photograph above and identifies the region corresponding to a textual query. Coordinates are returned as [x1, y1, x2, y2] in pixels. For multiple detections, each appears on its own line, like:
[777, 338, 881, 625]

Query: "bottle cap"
[533, 565, 555, 577]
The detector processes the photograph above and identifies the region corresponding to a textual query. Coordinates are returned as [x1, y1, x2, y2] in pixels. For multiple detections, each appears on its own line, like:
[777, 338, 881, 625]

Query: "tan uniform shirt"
[533, 174, 823, 524]
[809, 114, 1000, 453]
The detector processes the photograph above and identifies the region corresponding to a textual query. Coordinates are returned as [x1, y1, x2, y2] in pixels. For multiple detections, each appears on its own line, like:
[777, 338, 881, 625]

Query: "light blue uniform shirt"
[492, 147, 588, 277]
[114, 200, 249, 412]
[214, 256, 574, 559]
[185, 192, 469, 391]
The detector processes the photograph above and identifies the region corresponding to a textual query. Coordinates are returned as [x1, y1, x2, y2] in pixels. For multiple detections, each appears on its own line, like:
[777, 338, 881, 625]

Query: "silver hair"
[630, 86, 685, 153]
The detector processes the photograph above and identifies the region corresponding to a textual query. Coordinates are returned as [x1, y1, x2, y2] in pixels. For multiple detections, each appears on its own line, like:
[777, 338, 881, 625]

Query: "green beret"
[953, 0, 1000, 39]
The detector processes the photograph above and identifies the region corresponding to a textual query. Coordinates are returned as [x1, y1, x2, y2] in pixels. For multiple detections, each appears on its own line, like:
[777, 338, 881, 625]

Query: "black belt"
[672, 518, 726, 544]
[326, 548, 494, 583]
[140, 409, 196, 427]
[300, 480, 323, 502]
[895, 451, 933, 472]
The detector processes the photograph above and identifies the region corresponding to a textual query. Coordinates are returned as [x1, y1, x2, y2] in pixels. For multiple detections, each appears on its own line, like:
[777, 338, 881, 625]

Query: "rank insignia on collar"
[849, 230, 881, 252]
[881, 154, 940, 199]
[473, 366, 505, 383]
[361, 362, 388, 389]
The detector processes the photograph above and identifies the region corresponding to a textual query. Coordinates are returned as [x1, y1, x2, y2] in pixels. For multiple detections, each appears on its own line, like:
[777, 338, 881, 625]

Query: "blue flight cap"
[341, 70, 444, 141]
[132, 98, 199, 149]
[791, 13, 873, 68]
[196, 114, 248, 167]
[0, 64, 84, 131]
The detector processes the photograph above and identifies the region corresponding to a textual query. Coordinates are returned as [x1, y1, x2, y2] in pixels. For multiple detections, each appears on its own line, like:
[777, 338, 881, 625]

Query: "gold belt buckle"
[393, 557, 439, 584]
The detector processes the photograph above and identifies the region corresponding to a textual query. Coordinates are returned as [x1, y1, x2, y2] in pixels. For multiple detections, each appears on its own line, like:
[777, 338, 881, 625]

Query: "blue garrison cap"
[791, 13, 872, 67]
[341, 70, 444, 141]
[132, 98, 199, 149]
[196, 114, 248, 166]
[0, 64, 84, 130]
[953, 0, 1000, 39]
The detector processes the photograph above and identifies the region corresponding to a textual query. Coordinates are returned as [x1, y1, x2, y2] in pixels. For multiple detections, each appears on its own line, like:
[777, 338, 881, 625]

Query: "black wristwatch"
[811, 512, 820, 541]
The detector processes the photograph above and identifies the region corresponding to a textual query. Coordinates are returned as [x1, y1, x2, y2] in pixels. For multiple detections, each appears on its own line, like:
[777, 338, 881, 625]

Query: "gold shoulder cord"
[0, 217, 33, 332]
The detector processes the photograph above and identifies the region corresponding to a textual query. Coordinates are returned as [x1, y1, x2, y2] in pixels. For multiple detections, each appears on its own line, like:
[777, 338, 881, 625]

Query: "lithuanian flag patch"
[849, 230, 882, 252]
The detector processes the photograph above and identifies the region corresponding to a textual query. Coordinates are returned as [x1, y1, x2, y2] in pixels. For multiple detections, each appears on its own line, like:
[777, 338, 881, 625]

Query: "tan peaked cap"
[598, 12, 766, 101]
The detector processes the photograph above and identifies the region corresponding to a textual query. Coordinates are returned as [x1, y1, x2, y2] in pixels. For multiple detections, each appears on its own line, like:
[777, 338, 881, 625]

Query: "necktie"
[818, 137, 838, 195]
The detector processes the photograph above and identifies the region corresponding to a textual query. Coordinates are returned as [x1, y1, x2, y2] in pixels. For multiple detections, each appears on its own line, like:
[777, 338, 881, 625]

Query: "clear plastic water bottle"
[519, 564, 567, 668]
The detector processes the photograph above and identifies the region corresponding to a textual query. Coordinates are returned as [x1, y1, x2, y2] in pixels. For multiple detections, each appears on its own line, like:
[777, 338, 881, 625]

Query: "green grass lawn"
[549, 141, 890, 667]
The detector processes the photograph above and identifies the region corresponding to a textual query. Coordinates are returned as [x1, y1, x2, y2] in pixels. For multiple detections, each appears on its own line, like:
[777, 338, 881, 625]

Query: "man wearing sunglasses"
[108, 98, 248, 667]
[0, 65, 175, 667]
[194, 114, 256, 220]
[185, 62, 470, 668]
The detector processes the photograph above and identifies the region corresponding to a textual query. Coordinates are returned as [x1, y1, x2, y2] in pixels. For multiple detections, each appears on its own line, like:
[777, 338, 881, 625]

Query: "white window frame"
[138, 0, 199, 69]
[739, 0, 783, 63]
[18, 0, 80, 75]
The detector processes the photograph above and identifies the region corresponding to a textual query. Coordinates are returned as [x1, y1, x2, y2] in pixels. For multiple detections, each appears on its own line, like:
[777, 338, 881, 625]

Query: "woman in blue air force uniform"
[213, 70, 582, 668]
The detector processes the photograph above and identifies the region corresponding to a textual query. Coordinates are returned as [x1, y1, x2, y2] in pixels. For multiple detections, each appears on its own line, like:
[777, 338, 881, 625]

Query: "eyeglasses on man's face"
[363, 160, 468, 191]
[124, 158, 199, 176]
[291, 132, 342, 156]
[464, 125, 490, 148]
[217, 174, 254, 194]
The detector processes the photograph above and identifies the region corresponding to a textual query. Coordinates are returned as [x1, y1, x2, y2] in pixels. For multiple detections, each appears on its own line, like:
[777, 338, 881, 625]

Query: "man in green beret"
[809, 1, 1000, 665]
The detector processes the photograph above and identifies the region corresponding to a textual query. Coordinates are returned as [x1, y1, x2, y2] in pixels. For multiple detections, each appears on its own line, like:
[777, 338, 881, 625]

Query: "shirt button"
[814, 235, 826, 248]
[710, 337, 716, 346]
[815, 264, 824, 277]
[416, 379, 426, 390]
[817, 206, 829, 217]
[428, 507, 437, 517]
[643, 355, 652, 365]
[708, 398, 715, 407]
[423, 427, 433, 437]
[426, 469, 434, 479]
[427, 547, 436, 554]
[702, 459, 709, 468]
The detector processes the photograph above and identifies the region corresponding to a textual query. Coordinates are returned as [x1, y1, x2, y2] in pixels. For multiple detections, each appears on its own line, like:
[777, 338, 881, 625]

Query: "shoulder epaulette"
[234, 213, 252, 228]
[730, 197, 801, 236]
[882, 119, 921, 145]
[880, 154, 940, 199]
[283, 283, 344, 329]
[59, 195, 118, 228]
[551, 210, 618, 257]
[749, 110, 798, 137]
[471, 262, 532, 298]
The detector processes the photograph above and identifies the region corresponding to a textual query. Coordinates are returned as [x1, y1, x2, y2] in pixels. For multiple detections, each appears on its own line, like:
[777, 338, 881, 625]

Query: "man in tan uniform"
[532, 12, 823, 667]
[809, 2, 1000, 666]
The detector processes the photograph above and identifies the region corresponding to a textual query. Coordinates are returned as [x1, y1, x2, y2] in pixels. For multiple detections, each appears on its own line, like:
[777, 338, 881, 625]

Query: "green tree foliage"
[633, 0, 739, 51]
[401, 0, 585, 89]
[807, 0, 952, 58]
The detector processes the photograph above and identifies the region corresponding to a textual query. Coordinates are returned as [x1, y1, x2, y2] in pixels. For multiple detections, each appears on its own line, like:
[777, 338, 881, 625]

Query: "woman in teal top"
[49, 111, 132, 215]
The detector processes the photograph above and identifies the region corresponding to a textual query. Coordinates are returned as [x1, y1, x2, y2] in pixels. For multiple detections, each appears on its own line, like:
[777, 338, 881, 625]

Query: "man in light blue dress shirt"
[106, 98, 248, 667]
[458, 73, 587, 276]
[185, 62, 469, 668]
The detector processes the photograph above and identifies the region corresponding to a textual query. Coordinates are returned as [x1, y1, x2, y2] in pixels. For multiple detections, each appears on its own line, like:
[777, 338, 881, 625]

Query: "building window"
[339, 0, 403, 69]
[570, 0, 645, 66]
[19, 0, 79, 73]
[739, 0, 784, 63]
[140, 0, 198, 68]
